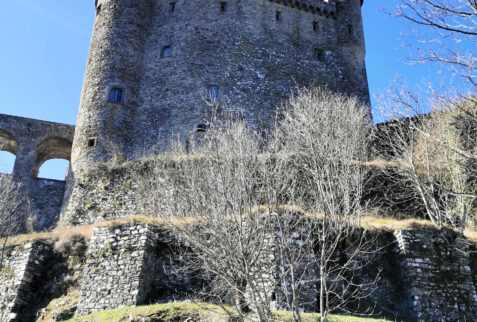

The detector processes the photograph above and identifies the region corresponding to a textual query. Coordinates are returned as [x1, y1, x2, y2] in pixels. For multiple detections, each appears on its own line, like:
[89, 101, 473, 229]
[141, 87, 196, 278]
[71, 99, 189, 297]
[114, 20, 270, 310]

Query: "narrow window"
[170, 2, 175, 12]
[314, 48, 324, 61]
[220, 2, 227, 12]
[87, 138, 97, 148]
[313, 21, 318, 32]
[196, 122, 210, 132]
[348, 24, 353, 35]
[109, 87, 124, 103]
[161, 46, 172, 58]
[276, 10, 282, 22]
[206, 86, 220, 102]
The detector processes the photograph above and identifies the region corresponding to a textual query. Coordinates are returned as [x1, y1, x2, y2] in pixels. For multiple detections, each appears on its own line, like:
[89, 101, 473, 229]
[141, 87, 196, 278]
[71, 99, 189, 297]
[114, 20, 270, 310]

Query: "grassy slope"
[68, 302, 390, 322]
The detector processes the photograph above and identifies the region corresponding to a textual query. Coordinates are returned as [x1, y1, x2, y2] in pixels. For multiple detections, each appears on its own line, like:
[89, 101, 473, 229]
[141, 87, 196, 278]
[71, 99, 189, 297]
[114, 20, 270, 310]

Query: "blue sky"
[0, 0, 468, 179]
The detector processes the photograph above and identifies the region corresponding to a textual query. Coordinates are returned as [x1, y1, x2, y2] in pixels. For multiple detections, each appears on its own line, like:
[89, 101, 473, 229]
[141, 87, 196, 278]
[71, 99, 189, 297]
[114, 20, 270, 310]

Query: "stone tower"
[71, 0, 369, 174]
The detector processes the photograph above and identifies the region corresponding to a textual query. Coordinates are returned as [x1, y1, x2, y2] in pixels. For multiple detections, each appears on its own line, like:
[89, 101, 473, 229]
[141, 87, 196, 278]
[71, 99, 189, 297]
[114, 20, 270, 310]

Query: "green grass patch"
[68, 302, 228, 321]
[69, 302, 391, 321]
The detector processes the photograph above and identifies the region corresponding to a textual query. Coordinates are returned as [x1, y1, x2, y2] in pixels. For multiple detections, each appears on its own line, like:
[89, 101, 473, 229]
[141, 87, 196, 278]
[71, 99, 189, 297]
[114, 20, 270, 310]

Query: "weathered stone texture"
[60, 163, 148, 226]
[2, 224, 477, 320]
[273, 230, 318, 312]
[0, 241, 54, 322]
[71, 0, 369, 175]
[394, 229, 477, 321]
[0, 114, 74, 231]
[75, 224, 159, 316]
[75, 223, 203, 316]
[31, 178, 67, 230]
[0, 114, 74, 180]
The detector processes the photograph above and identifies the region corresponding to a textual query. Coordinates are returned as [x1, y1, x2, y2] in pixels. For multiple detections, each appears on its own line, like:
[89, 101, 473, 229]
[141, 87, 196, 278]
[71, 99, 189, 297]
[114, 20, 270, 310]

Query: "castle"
[2, 1, 477, 321]
[72, 0, 369, 174]
[2, 0, 371, 228]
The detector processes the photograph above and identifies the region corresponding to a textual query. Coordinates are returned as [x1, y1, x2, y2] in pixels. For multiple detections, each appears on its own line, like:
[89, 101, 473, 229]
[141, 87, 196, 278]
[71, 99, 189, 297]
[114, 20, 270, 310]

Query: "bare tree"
[0, 174, 27, 269]
[145, 119, 278, 321]
[390, 0, 477, 89]
[273, 87, 377, 321]
[145, 88, 379, 321]
[374, 87, 477, 231]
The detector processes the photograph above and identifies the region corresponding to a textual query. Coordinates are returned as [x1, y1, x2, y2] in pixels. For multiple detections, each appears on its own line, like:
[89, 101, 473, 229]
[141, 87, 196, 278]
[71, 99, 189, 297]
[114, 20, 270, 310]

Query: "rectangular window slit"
[196, 123, 209, 132]
[314, 48, 324, 61]
[87, 138, 97, 148]
[109, 87, 124, 103]
[206, 86, 221, 103]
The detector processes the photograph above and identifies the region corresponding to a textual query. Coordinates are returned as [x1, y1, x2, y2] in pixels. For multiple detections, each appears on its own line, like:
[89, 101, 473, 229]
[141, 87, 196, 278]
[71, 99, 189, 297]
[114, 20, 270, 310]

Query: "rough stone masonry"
[8, 1, 477, 321]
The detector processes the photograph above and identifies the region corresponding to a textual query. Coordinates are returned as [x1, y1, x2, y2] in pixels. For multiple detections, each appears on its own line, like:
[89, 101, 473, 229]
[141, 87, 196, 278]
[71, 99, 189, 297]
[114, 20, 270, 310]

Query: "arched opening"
[0, 129, 18, 174]
[161, 45, 172, 58]
[33, 137, 72, 180]
[0, 151, 16, 174]
[38, 159, 70, 181]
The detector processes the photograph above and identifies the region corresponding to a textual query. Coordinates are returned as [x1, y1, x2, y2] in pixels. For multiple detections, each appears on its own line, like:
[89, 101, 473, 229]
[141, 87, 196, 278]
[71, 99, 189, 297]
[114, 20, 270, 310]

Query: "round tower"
[72, 0, 371, 166]
[71, 0, 155, 174]
[129, 0, 371, 153]
[64, 0, 372, 226]
[335, 0, 370, 106]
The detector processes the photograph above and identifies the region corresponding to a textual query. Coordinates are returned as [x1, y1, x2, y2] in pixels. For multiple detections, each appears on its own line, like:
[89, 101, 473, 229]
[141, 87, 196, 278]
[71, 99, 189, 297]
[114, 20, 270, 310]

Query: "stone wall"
[0, 174, 67, 232]
[0, 241, 55, 322]
[60, 163, 148, 226]
[273, 230, 318, 312]
[71, 0, 368, 175]
[2, 224, 477, 320]
[60, 158, 419, 227]
[0, 113, 74, 180]
[75, 222, 203, 317]
[31, 178, 67, 230]
[0, 113, 74, 232]
[75, 224, 158, 316]
[394, 229, 477, 321]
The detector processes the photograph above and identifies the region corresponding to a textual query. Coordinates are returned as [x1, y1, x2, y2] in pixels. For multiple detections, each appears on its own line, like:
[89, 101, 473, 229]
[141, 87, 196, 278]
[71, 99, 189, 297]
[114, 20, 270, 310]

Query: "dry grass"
[361, 216, 477, 243]
[464, 230, 477, 243]
[4, 216, 167, 247]
[4, 225, 95, 248]
[5, 212, 477, 247]
[363, 158, 402, 168]
[360, 216, 436, 231]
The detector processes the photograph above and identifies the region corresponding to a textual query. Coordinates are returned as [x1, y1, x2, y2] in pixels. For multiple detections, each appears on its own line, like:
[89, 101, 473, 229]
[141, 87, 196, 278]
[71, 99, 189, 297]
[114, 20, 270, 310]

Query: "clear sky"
[0, 0, 467, 179]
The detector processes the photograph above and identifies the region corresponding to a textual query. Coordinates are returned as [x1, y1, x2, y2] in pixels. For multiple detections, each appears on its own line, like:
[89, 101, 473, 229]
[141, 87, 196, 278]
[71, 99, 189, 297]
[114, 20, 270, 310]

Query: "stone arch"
[0, 129, 18, 174]
[33, 137, 72, 179]
[0, 128, 19, 155]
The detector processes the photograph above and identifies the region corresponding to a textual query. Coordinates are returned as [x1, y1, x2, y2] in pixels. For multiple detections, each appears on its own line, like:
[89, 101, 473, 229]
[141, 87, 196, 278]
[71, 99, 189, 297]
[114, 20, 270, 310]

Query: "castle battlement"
[267, 0, 337, 17]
